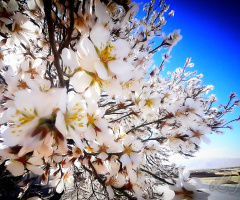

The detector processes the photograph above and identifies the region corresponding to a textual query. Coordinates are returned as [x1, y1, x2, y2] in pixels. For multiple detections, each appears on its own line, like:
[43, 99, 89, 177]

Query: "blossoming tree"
[0, 0, 239, 199]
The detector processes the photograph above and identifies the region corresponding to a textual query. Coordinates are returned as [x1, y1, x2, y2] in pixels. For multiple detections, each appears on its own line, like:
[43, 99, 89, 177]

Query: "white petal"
[131, 140, 143, 151]
[114, 173, 126, 188]
[109, 159, 120, 176]
[6, 161, 24, 176]
[123, 135, 134, 146]
[53, 155, 63, 163]
[69, 129, 85, 149]
[95, 0, 110, 24]
[106, 186, 114, 199]
[18, 136, 42, 157]
[71, 71, 92, 93]
[26, 164, 44, 175]
[28, 156, 43, 166]
[57, 88, 68, 113]
[55, 112, 67, 136]
[35, 89, 66, 117]
[156, 185, 175, 200]
[108, 60, 134, 75]
[50, 177, 60, 187]
[84, 128, 96, 141]
[0, 17, 13, 24]
[93, 162, 108, 174]
[90, 23, 110, 48]
[132, 185, 144, 200]
[56, 179, 64, 193]
[130, 153, 142, 165]
[183, 170, 190, 180]
[35, 0, 43, 9]
[120, 154, 131, 167]
[84, 85, 101, 104]
[94, 62, 109, 80]
[183, 178, 203, 191]
[27, 0, 37, 10]
[2, 119, 39, 147]
[61, 48, 79, 69]
[37, 143, 53, 157]
[0, 111, 8, 124]
[102, 78, 122, 96]
[201, 135, 211, 144]
[7, 0, 19, 12]
[78, 37, 98, 57]
[117, 72, 134, 82]
[127, 166, 137, 183]
[112, 39, 130, 58]
[14, 90, 35, 112]
[191, 137, 201, 145]
[98, 152, 108, 160]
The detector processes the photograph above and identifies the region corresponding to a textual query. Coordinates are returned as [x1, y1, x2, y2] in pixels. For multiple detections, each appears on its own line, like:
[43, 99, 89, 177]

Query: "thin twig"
[58, 0, 75, 54]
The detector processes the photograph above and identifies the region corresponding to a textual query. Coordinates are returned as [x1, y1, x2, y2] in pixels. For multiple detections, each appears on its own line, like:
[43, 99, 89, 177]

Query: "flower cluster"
[0, 0, 239, 199]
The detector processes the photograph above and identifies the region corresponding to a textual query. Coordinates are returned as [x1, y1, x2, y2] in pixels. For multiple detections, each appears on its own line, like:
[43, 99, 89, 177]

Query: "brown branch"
[109, 112, 138, 123]
[140, 168, 174, 185]
[20, 43, 37, 60]
[113, 187, 137, 200]
[105, 103, 134, 115]
[142, 136, 167, 142]
[43, 0, 65, 88]
[126, 115, 173, 134]
[149, 42, 164, 54]
[58, 0, 75, 54]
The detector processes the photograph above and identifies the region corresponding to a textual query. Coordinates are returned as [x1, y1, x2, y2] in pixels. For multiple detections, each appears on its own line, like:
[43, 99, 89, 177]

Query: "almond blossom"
[6, 153, 44, 177]
[0, 0, 238, 199]
[55, 93, 87, 149]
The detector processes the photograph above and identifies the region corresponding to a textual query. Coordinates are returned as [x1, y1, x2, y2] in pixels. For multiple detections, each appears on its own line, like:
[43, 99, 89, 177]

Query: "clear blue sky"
[137, 0, 240, 162]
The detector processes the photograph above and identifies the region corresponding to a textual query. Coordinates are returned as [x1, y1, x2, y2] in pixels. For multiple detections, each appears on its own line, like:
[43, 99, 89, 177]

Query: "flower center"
[87, 113, 97, 127]
[144, 99, 154, 107]
[17, 108, 37, 125]
[98, 42, 116, 63]
[64, 106, 84, 130]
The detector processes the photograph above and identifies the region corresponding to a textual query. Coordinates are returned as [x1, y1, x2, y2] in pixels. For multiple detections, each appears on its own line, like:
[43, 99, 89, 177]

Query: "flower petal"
[61, 48, 79, 70]
[112, 39, 130, 58]
[106, 186, 114, 199]
[7, 0, 19, 12]
[120, 154, 131, 167]
[26, 164, 44, 175]
[55, 112, 67, 136]
[108, 60, 133, 75]
[27, 0, 37, 10]
[90, 23, 110, 49]
[94, 62, 109, 80]
[56, 179, 64, 193]
[71, 71, 92, 93]
[6, 161, 24, 176]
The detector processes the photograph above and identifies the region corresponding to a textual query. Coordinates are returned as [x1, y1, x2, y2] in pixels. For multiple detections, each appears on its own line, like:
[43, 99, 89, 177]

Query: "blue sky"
[137, 0, 240, 166]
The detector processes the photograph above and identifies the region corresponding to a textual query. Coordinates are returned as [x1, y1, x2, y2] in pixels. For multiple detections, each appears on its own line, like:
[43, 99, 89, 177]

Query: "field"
[190, 167, 240, 200]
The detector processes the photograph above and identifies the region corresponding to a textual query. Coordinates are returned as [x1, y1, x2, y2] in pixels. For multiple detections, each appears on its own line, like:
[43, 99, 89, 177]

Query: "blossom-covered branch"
[0, 0, 239, 199]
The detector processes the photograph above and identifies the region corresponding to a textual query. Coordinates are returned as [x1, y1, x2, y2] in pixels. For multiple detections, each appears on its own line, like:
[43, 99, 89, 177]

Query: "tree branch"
[58, 0, 75, 54]
[43, 0, 65, 88]
[140, 168, 174, 185]
[126, 115, 173, 134]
